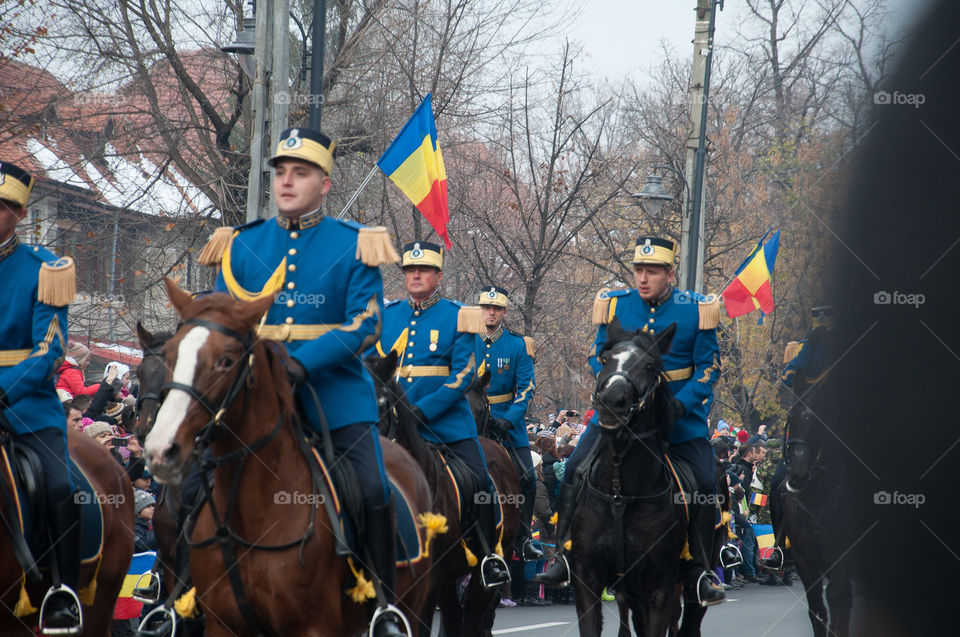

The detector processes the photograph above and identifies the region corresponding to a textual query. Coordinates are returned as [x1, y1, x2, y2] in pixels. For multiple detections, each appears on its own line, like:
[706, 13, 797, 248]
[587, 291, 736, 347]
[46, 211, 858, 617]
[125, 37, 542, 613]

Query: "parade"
[0, 1, 954, 636]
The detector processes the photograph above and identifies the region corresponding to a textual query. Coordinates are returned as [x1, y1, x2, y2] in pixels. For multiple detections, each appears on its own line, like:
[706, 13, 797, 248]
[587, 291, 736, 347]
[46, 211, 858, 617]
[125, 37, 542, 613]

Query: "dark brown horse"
[143, 281, 435, 636]
[367, 352, 521, 637]
[0, 429, 135, 636]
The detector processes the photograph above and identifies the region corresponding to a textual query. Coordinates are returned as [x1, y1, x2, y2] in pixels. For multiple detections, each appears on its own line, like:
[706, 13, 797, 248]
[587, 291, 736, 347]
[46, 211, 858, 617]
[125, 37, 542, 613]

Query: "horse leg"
[794, 557, 828, 637]
[415, 584, 439, 637]
[572, 563, 604, 637]
[462, 571, 498, 637]
[437, 575, 465, 637]
[677, 599, 706, 637]
[824, 573, 853, 637]
[617, 597, 631, 637]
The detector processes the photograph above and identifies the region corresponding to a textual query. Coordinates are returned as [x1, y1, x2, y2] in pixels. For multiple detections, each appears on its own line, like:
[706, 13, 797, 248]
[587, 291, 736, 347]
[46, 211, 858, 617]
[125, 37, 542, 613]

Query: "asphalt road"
[429, 581, 815, 636]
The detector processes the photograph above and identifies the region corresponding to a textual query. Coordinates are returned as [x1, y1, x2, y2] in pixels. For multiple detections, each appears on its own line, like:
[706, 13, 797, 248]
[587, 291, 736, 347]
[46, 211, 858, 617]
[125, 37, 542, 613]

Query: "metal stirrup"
[368, 604, 412, 637]
[480, 553, 511, 589]
[695, 570, 726, 608]
[38, 585, 83, 636]
[136, 605, 178, 637]
[132, 571, 162, 604]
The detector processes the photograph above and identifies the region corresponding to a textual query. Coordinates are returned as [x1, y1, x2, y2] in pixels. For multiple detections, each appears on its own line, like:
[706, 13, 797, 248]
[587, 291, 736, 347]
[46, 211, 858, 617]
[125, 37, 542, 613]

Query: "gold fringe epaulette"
[457, 306, 485, 334]
[783, 340, 803, 364]
[523, 336, 535, 358]
[197, 226, 235, 266]
[592, 288, 613, 325]
[356, 226, 401, 267]
[38, 257, 76, 307]
[698, 294, 721, 330]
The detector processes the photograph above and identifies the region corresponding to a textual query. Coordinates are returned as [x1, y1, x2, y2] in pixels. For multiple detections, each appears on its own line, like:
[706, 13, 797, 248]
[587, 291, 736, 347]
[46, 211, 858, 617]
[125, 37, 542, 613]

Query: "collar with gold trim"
[409, 290, 441, 311]
[484, 325, 504, 344]
[646, 286, 674, 308]
[275, 208, 323, 230]
[0, 235, 20, 262]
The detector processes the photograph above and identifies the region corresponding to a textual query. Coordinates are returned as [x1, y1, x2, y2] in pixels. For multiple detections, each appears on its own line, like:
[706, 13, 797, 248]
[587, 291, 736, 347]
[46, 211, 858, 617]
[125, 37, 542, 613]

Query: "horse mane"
[364, 352, 432, 469]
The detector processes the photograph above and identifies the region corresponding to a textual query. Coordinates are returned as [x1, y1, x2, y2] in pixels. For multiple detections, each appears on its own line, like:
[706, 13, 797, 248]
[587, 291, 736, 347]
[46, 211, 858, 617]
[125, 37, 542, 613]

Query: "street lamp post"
[309, 0, 326, 129]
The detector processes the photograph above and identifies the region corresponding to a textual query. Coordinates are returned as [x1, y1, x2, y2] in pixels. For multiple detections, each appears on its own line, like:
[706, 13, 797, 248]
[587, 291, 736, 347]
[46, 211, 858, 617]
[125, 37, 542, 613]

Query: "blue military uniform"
[0, 161, 85, 632]
[781, 306, 833, 390]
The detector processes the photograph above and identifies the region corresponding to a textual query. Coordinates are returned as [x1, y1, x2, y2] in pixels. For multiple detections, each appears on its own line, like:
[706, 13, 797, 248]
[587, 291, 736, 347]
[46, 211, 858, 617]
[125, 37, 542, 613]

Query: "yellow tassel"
[38, 257, 76, 307]
[13, 574, 36, 617]
[680, 538, 693, 561]
[418, 512, 449, 558]
[77, 557, 101, 605]
[495, 541, 504, 559]
[549, 512, 558, 526]
[728, 528, 738, 540]
[715, 510, 732, 529]
[461, 540, 478, 567]
[592, 289, 611, 325]
[698, 294, 721, 330]
[345, 558, 377, 603]
[197, 226, 235, 266]
[563, 539, 572, 551]
[456, 306, 485, 334]
[174, 586, 201, 618]
[784, 537, 791, 549]
[523, 336, 536, 359]
[356, 227, 401, 267]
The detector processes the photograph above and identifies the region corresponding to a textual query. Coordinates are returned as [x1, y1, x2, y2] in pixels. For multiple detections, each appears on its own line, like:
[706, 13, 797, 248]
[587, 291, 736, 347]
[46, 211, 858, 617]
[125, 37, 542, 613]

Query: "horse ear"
[607, 316, 623, 341]
[235, 295, 276, 331]
[164, 277, 193, 317]
[136, 321, 153, 349]
[654, 322, 677, 357]
[479, 369, 491, 389]
[384, 349, 399, 375]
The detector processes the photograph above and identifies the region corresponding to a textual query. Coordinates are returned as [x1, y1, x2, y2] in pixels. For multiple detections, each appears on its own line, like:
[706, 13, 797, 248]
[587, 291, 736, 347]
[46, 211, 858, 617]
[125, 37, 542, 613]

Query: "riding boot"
[533, 482, 576, 587]
[363, 498, 408, 637]
[682, 502, 726, 608]
[517, 492, 544, 561]
[476, 497, 510, 589]
[39, 494, 83, 635]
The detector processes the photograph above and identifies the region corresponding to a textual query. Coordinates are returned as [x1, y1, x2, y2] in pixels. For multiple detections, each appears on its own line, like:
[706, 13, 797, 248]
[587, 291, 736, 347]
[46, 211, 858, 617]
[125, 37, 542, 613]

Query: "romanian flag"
[377, 94, 451, 249]
[752, 523, 775, 550]
[750, 492, 769, 507]
[722, 229, 780, 320]
[114, 551, 156, 620]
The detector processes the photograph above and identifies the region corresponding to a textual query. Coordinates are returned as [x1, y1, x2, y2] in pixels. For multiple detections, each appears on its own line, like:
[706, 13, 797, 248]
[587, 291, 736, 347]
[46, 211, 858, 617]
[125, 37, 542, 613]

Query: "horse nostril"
[163, 442, 181, 463]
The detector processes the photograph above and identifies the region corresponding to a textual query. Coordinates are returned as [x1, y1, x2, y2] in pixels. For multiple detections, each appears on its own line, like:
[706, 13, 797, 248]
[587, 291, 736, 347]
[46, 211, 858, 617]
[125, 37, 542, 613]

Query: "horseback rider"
[204, 127, 408, 637]
[762, 304, 834, 571]
[0, 161, 83, 634]
[475, 286, 544, 562]
[535, 235, 727, 608]
[377, 243, 511, 589]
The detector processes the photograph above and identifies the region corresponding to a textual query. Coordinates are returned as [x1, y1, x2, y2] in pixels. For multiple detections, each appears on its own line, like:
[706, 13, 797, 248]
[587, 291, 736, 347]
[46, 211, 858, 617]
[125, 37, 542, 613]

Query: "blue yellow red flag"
[377, 94, 451, 249]
[722, 229, 780, 321]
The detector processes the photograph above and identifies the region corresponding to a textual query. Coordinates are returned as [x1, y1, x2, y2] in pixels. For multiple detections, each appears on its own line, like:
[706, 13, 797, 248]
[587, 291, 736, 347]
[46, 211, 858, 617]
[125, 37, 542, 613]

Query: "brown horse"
[143, 281, 434, 636]
[0, 429, 135, 637]
[367, 352, 521, 637]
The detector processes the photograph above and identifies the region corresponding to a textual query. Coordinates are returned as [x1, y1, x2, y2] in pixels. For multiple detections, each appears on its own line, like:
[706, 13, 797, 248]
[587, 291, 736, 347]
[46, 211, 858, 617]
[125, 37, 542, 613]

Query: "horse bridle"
[592, 358, 662, 438]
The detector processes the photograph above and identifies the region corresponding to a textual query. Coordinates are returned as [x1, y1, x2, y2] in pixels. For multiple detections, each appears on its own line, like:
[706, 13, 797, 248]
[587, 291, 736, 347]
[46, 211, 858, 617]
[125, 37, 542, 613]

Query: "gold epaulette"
[523, 336, 535, 358]
[783, 340, 803, 364]
[197, 226, 235, 266]
[698, 294, 721, 330]
[38, 257, 76, 307]
[592, 288, 613, 325]
[356, 227, 401, 267]
[456, 306, 485, 334]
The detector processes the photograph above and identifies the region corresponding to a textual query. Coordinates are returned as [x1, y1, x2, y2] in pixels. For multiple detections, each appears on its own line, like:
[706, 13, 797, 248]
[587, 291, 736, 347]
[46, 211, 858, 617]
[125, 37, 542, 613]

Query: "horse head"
[466, 369, 493, 437]
[134, 321, 173, 441]
[784, 400, 822, 493]
[593, 317, 676, 438]
[365, 350, 400, 436]
[144, 278, 277, 484]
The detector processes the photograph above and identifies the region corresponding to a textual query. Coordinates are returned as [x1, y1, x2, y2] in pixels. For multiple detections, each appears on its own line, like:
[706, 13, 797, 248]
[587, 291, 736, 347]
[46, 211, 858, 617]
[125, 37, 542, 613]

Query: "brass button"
[287, 282, 295, 289]
[408, 342, 415, 347]
[410, 320, 417, 325]
[410, 330, 416, 336]
[407, 378, 413, 383]
[288, 264, 296, 272]
[288, 248, 297, 256]
[649, 318, 655, 323]
[650, 308, 656, 313]
[286, 299, 295, 308]
[290, 231, 299, 239]
[285, 317, 295, 324]
[407, 353, 414, 359]
[414, 311, 421, 317]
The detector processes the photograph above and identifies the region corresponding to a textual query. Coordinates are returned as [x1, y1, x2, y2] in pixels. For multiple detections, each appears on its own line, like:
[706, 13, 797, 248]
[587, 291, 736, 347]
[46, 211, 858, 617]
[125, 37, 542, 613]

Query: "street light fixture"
[633, 164, 691, 217]
[222, 16, 257, 78]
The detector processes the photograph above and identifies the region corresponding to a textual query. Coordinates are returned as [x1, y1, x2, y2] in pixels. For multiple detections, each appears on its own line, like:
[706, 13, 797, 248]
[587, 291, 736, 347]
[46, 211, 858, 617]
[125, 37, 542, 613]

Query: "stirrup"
[479, 553, 511, 590]
[136, 605, 177, 637]
[132, 571, 162, 604]
[694, 570, 726, 608]
[368, 603, 412, 637]
[534, 554, 571, 588]
[719, 542, 743, 569]
[521, 538, 544, 560]
[761, 546, 784, 570]
[38, 585, 83, 636]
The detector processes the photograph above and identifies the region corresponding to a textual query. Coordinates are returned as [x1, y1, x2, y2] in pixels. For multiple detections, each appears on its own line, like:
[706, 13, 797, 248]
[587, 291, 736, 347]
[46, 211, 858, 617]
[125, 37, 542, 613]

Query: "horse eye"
[214, 356, 235, 371]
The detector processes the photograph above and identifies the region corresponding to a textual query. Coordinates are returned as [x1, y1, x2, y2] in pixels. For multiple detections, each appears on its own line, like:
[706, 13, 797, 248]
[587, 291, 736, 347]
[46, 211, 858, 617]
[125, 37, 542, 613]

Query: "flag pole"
[337, 165, 379, 220]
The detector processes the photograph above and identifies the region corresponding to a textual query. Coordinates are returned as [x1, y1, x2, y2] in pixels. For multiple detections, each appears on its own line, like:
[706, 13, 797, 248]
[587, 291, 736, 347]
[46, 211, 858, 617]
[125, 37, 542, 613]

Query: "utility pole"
[680, 0, 721, 292]
[246, 0, 273, 222]
[309, 0, 326, 128]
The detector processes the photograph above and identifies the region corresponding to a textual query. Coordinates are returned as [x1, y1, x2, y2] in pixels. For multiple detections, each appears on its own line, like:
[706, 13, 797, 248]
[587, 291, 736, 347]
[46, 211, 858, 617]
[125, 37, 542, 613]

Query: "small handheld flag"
[750, 492, 769, 507]
[377, 94, 451, 249]
[722, 229, 780, 321]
